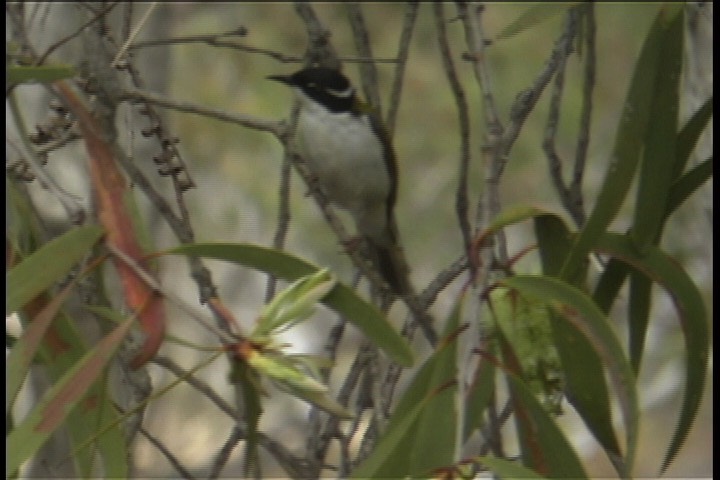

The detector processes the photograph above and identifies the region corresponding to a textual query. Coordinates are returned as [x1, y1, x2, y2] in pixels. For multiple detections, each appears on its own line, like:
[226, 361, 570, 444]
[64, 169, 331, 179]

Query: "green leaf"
[6, 282, 76, 413]
[487, 287, 563, 415]
[673, 96, 712, 179]
[593, 234, 709, 474]
[462, 354, 495, 441]
[350, 392, 431, 479]
[534, 215, 622, 471]
[254, 269, 336, 338]
[504, 371, 587, 479]
[666, 156, 713, 217]
[165, 243, 413, 367]
[352, 297, 464, 478]
[501, 275, 638, 476]
[485, 205, 549, 236]
[281, 384, 354, 420]
[7, 225, 105, 315]
[6, 314, 135, 477]
[247, 351, 327, 394]
[232, 361, 263, 474]
[560, 5, 684, 282]
[631, 5, 684, 250]
[7, 64, 76, 84]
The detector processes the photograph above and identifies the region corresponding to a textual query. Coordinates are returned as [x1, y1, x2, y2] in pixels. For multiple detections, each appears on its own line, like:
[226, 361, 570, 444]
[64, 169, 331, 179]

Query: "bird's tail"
[371, 239, 413, 298]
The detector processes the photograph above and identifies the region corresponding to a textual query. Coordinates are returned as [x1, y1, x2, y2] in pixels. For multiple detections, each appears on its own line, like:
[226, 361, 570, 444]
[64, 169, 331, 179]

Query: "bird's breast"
[296, 106, 391, 216]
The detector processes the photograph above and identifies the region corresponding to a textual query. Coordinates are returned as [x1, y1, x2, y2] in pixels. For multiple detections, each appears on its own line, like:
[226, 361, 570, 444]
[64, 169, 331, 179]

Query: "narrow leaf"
[166, 243, 414, 366]
[505, 372, 588, 479]
[7, 64, 76, 84]
[352, 301, 463, 478]
[501, 275, 638, 475]
[560, 5, 683, 281]
[6, 281, 77, 413]
[6, 314, 135, 476]
[535, 215, 622, 470]
[631, 5, 684, 249]
[6, 225, 104, 315]
[593, 234, 709, 474]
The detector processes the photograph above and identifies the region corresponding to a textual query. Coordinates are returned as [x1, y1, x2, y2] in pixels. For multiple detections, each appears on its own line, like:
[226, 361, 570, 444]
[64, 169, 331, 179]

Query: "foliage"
[6, 3, 711, 479]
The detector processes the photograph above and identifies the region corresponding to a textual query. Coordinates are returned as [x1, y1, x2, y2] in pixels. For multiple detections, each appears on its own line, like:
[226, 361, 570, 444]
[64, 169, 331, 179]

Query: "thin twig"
[386, 2, 419, 136]
[305, 272, 358, 463]
[207, 426, 245, 480]
[346, 3, 382, 114]
[6, 93, 86, 224]
[153, 355, 312, 479]
[121, 88, 286, 137]
[131, 34, 397, 65]
[153, 356, 241, 420]
[434, 2, 473, 253]
[571, 3, 596, 226]
[310, 341, 374, 473]
[139, 424, 196, 479]
[34, 2, 120, 66]
[457, 2, 507, 273]
[106, 243, 236, 343]
[265, 155, 293, 302]
[542, 10, 580, 224]
[294, 2, 341, 70]
[112, 2, 158, 67]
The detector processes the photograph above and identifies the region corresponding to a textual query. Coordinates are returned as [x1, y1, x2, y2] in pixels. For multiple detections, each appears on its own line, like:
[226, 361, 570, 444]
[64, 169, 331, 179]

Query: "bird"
[267, 67, 414, 300]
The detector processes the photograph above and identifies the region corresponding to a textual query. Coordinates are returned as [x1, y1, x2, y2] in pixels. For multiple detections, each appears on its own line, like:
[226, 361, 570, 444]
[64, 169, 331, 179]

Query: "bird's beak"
[267, 74, 292, 85]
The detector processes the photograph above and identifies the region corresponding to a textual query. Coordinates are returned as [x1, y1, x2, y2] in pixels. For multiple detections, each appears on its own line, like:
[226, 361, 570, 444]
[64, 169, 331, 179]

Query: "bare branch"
[386, 2, 419, 136]
[542, 9, 581, 224]
[139, 425, 196, 479]
[208, 426, 244, 480]
[434, 2, 473, 252]
[35, 2, 121, 66]
[294, 2, 341, 69]
[265, 156, 294, 302]
[571, 3, 596, 226]
[346, 3, 382, 114]
[6, 93, 86, 224]
[121, 88, 286, 137]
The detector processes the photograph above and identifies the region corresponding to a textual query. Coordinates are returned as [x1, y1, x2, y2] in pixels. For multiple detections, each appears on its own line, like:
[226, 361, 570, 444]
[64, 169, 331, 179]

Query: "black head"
[268, 67, 356, 114]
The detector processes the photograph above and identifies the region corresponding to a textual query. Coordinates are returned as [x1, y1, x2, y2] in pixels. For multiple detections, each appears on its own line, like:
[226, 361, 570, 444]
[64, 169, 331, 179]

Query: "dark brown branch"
[386, 2, 419, 136]
[571, 3, 596, 226]
[121, 88, 286, 137]
[346, 3, 383, 114]
[542, 10, 581, 224]
[139, 425, 196, 479]
[434, 1, 473, 254]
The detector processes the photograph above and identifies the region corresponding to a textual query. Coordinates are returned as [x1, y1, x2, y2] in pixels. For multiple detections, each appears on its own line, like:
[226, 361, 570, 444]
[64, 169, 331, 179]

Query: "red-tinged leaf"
[54, 82, 165, 368]
[6, 314, 135, 476]
[7, 281, 77, 412]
